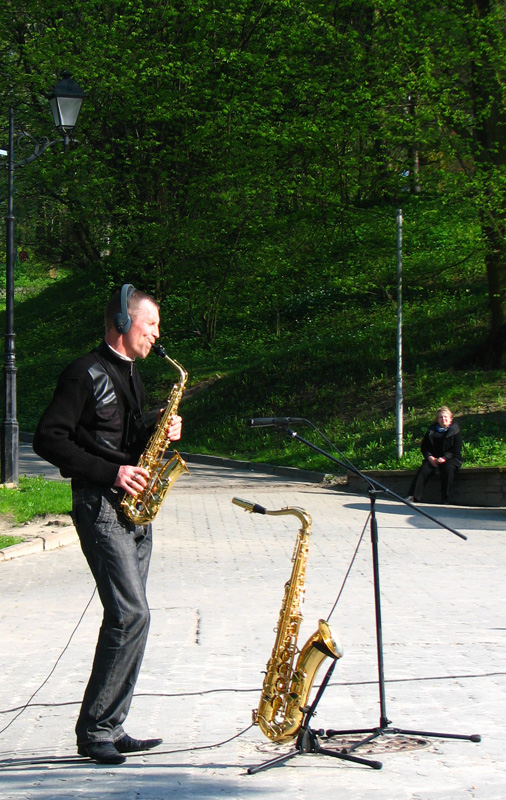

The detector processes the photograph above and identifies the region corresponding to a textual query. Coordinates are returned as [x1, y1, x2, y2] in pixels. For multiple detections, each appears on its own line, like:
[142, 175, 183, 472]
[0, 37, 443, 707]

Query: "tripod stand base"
[247, 726, 383, 774]
[325, 724, 481, 755]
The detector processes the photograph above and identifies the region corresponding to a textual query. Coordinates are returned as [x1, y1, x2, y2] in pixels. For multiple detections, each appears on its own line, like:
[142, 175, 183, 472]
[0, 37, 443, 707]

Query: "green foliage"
[1, 229, 505, 481]
[1, 0, 506, 355]
[8, 271, 107, 430]
[1, 1, 506, 482]
[0, 476, 71, 525]
[179, 355, 506, 473]
[3, 193, 503, 477]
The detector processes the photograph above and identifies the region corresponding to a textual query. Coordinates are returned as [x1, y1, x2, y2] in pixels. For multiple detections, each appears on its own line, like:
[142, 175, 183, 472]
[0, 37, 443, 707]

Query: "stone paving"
[0, 447, 505, 799]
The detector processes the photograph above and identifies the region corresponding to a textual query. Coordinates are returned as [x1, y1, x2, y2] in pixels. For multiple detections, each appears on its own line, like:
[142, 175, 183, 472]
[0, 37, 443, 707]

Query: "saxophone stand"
[248, 418, 481, 760]
[247, 657, 382, 774]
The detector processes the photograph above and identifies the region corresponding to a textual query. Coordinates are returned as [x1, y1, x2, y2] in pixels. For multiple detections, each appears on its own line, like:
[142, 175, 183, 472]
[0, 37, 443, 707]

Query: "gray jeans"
[71, 484, 152, 745]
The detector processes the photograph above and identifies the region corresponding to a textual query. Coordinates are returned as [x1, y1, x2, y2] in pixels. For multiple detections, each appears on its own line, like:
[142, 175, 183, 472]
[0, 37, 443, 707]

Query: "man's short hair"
[104, 287, 159, 333]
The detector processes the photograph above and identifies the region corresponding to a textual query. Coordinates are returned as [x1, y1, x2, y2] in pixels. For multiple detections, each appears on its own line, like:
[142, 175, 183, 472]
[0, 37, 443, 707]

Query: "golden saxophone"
[232, 497, 343, 742]
[121, 344, 190, 524]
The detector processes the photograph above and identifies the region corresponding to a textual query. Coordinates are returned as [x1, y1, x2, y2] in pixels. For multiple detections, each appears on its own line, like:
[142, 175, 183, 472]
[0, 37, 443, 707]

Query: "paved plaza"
[0, 446, 504, 799]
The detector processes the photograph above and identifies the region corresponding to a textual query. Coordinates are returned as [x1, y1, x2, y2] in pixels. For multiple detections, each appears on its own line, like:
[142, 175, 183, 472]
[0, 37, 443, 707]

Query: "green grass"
[0, 476, 71, 526]
[0, 534, 23, 548]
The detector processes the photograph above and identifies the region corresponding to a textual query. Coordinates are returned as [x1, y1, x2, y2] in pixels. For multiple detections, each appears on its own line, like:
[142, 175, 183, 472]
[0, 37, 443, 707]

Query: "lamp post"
[1, 72, 85, 486]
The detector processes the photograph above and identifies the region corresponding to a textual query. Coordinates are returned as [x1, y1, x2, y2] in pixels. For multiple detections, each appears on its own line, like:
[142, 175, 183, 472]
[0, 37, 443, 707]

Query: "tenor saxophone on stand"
[121, 344, 190, 524]
[232, 497, 343, 742]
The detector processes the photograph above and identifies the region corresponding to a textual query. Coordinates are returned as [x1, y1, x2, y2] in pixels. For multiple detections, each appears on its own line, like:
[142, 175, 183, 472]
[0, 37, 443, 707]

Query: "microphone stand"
[268, 421, 481, 757]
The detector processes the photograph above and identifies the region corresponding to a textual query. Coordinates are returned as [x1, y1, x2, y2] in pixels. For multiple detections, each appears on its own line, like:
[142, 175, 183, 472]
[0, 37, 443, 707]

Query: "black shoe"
[77, 741, 126, 764]
[115, 734, 163, 753]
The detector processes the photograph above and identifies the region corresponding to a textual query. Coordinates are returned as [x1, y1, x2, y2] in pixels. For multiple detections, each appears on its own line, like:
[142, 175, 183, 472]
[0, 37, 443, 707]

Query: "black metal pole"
[2, 106, 19, 485]
[369, 490, 389, 729]
[0, 79, 85, 485]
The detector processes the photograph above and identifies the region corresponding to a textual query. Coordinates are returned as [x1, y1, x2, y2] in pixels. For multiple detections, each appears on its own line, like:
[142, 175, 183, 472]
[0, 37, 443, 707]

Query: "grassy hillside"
[2, 265, 505, 474]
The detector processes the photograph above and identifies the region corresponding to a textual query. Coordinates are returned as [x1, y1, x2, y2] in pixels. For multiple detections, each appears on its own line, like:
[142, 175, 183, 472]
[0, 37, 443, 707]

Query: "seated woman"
[408, 406, 463, 503]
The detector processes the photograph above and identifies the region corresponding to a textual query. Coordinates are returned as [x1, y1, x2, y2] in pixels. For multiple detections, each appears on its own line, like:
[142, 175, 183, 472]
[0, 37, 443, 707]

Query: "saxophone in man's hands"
[121, 344, 189, 524]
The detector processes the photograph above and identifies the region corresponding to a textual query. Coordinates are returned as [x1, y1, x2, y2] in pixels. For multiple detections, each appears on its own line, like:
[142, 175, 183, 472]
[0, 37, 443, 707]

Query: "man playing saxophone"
[33, 284, 182, 765]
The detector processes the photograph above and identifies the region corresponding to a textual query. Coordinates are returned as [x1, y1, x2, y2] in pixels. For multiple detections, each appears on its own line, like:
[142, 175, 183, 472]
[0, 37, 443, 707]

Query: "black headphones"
[113, 283, 135, 334]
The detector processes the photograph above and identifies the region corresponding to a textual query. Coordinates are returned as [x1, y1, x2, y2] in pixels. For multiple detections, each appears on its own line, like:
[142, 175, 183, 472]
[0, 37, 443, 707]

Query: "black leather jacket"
[34, 340, 151, 486]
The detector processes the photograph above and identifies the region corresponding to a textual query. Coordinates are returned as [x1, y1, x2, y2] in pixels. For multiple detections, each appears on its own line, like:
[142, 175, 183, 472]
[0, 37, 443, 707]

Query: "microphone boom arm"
[274, 426, 466, 541]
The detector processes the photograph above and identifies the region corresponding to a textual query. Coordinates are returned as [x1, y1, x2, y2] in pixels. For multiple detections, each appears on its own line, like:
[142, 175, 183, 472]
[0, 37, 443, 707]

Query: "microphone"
[247, 417, 305, 427]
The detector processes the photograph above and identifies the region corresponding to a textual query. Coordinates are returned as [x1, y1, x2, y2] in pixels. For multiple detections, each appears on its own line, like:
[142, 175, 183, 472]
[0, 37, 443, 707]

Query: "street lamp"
[47, 71, 86, 146]
[1, 72, 86, 485]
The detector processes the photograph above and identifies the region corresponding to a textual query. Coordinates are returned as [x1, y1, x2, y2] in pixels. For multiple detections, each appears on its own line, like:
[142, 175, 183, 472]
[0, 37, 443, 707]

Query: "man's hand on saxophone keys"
[161, 413, 182, 442]
[115, 464, 150, 496]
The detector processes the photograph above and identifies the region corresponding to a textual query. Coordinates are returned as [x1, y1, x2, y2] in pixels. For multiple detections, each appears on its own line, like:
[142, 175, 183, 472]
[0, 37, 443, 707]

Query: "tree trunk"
[483, 220, 506, 365]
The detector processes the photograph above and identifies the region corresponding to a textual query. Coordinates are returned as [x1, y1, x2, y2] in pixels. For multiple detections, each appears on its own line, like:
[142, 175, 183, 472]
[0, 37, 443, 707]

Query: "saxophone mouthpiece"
[153, 343, 167, 358]
[232, 497, 266, 514]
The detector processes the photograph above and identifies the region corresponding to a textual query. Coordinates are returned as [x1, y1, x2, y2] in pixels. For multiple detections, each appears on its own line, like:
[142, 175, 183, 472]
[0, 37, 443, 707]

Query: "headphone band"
[114, 283, 135, 333]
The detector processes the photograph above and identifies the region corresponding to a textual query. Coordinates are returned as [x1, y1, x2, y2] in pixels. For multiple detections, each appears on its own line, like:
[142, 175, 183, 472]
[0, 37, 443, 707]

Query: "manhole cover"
[323, 733, 431, 754]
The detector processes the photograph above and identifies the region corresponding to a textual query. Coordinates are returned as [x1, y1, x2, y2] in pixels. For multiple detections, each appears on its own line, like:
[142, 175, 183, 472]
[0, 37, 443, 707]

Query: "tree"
[375, 0, 506, 363]
[0, 0, 503, 359]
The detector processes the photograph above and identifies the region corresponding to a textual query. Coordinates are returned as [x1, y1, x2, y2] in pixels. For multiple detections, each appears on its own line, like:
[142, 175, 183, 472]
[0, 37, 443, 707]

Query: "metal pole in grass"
[395, 208, 403, 459]
[1, 72, 86, 486]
